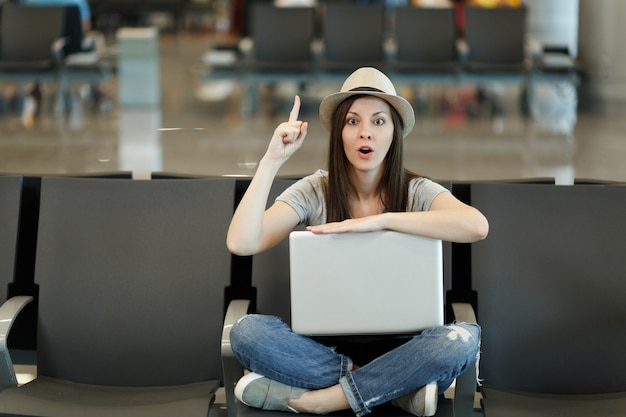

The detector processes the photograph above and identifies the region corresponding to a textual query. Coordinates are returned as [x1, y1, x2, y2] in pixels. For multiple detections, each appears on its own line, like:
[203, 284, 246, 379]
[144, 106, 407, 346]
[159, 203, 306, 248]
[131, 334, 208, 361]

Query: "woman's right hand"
[228, 95, 306, 256]
[264, 95, 308, 164]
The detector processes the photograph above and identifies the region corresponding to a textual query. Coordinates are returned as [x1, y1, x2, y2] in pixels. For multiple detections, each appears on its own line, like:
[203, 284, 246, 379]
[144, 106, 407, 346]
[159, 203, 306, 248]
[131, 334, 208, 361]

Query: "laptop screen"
[289, 230, 444, 336]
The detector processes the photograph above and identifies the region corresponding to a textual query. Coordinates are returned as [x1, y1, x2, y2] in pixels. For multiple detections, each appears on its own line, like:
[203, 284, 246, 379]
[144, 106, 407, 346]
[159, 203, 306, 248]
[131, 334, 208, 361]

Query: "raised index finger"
[288, 95, 301, 123]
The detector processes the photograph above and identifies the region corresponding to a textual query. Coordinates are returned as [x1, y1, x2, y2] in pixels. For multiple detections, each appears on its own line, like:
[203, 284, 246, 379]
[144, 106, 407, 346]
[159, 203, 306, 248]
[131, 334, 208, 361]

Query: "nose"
[359, 126, 372, 140]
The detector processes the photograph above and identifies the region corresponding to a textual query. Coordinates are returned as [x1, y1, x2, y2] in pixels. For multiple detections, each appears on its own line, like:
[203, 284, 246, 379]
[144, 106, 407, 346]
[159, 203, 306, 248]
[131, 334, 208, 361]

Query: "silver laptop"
[289, 230, 444, 336]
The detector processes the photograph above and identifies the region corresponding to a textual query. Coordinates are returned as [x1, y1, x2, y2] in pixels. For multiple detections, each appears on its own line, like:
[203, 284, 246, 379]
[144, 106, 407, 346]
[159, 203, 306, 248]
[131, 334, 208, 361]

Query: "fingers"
[269, 96, 306, 159]
[307, 222, 350, 234]
[307, 217, 383, 234]
[300, 121, 308, 139]
[280, 118, 307, 146]
[288, 95, 301, 123]
[280, 123, 300, 144]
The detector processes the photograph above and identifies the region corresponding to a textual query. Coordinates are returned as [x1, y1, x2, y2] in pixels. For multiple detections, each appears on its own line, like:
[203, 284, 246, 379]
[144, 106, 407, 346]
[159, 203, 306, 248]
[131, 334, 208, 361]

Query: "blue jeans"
[230, 314, 481, 417]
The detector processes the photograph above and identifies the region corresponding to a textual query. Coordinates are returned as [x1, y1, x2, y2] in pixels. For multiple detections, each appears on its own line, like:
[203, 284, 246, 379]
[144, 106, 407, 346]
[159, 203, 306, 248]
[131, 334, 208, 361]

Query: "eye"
[346, 117, 358, 125]
[374, 117, 385, 126]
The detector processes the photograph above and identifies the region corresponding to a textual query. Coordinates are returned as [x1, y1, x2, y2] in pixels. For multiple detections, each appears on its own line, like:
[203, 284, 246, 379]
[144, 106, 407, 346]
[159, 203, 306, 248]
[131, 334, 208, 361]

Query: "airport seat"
[388, 6, 459, 83]
[317, 3, 387, 81]
[220, 177, 302, 417]
[470, 182, 626, 417]
[60, 5, 112, 67]
[458, 5, 530, 116]
[244, 5, 316, 73]
[0, 4, 66, 88]
[221, 178, 481, 417]
[57, 5, 115, 114]
[459, 4, 529, 92]
[0, 176, 236, 417]
[239, 4, 316, 116]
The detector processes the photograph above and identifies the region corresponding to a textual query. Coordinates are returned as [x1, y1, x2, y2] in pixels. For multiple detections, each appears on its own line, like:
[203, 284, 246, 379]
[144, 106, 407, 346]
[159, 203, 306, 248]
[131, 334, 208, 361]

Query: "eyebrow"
[347, 110, 388, 118]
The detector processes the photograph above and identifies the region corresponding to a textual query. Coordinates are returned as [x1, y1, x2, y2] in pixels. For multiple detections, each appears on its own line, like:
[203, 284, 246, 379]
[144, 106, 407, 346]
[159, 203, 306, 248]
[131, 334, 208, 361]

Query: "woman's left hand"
[307, 216, 385, 234]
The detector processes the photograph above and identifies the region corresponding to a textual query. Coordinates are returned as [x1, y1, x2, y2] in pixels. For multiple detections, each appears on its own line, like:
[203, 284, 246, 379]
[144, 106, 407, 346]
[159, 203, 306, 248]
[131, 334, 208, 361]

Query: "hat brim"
[319, 91, 415, 138]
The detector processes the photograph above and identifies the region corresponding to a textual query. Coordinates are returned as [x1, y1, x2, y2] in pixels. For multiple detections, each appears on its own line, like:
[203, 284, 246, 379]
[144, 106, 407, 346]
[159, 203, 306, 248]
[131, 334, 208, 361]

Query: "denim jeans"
[230, 314, 481, 417]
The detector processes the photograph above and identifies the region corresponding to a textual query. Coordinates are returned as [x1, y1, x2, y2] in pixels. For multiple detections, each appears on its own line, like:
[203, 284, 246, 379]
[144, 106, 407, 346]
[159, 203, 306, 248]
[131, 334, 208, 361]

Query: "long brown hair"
[325, 95, 420, 222]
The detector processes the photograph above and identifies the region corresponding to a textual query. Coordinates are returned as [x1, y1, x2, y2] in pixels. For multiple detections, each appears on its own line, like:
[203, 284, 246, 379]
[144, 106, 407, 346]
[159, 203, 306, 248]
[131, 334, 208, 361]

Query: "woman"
[226, 67, 488, 417]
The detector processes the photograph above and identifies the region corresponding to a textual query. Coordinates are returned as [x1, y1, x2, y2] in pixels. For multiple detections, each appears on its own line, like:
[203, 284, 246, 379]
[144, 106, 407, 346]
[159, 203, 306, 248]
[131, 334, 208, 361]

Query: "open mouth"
[359, 147, 373, 154]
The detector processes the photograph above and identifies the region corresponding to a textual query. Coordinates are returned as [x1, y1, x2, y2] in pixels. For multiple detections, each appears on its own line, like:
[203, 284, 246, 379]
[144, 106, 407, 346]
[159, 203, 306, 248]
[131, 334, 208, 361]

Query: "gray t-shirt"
[276, 169, 449, 226]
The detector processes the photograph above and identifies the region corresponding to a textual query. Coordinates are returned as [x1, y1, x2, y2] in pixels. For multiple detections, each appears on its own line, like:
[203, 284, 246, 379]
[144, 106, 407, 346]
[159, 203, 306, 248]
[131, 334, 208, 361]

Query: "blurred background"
[0, 0, 625, 184]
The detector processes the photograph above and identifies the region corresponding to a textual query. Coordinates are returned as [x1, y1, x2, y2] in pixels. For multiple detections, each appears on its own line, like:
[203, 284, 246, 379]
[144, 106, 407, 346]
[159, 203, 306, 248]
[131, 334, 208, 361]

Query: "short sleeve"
[407, 178, 450, 212]
[275, 170, 328, 226]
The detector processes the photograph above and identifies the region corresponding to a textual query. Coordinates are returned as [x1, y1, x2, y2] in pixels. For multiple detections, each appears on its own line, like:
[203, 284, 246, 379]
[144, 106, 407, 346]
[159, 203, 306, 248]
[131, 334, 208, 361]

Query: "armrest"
[525, 34, 543, 68]
[451, 302, 477, 324]
[222, 299, 251, 417]
[450, 302, 481, 417]
[0, 296, 33, 391]
[52, 37, 68, 64]
[238, 37, 253, 65]
[456, 38, 469, 64]
[83, 30, 107, 54]
[311, 38, 323, 60]
[383, 36, 396, 62]
[64, 31, 115, 67]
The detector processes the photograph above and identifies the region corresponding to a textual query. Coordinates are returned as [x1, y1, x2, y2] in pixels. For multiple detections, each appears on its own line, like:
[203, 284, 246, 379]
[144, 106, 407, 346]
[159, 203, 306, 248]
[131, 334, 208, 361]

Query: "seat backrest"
[0, 4, 65, 62]
[0, 176, 22, 303]
[34, 177, 235, 387]
[321, 3, 386, 70]
[471, 183, 626, 394]
[464, 6, 526, 65]
[393, 6, 457, 65]
[249, 5, 315, 68]
[249, 178, 301, 323]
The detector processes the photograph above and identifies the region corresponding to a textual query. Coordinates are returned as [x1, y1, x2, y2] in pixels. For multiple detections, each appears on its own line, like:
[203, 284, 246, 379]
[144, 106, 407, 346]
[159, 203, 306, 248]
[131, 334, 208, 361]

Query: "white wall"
[578, 0, 626, 102]
[525, 0, 579, 57]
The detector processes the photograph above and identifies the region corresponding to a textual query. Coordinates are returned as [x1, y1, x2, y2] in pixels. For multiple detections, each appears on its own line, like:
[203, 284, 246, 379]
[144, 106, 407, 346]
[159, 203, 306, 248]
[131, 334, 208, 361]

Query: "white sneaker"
[391, 382, 438, 416]
[234, 372, 307, 413]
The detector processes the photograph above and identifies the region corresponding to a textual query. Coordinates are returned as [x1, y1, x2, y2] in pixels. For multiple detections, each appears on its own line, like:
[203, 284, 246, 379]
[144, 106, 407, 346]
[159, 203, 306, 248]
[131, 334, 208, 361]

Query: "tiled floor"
[1, 31, 626, 184]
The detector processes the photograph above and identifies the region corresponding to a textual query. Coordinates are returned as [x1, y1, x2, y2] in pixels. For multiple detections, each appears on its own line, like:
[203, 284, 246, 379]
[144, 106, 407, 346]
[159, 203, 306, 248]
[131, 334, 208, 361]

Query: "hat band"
[348, 87, 385, 93]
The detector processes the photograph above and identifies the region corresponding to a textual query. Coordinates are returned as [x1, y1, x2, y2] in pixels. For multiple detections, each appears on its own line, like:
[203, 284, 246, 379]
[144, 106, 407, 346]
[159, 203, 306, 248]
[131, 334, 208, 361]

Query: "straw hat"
[319, 67, 415, 138]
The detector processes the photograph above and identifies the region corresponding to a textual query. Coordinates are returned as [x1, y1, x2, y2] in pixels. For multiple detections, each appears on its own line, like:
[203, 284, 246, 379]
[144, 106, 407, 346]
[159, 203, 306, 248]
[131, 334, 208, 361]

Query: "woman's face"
[341, 96, 395, 175]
